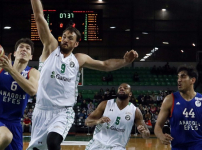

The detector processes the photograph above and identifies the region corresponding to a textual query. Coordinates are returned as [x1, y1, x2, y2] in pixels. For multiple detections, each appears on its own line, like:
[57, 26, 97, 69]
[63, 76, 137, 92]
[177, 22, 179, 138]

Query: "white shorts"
[26, 105, 75, 150]
[85, 139, 126, 150]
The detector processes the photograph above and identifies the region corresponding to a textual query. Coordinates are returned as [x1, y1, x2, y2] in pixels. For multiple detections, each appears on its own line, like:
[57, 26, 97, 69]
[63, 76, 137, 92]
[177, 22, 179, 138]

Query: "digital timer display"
[31, 10, 103, 42]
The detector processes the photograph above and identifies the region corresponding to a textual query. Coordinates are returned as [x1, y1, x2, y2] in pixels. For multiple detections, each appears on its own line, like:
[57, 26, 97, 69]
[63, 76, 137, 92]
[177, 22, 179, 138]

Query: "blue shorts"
[0, 121, 23, 150]
[172, 142, 202, 150]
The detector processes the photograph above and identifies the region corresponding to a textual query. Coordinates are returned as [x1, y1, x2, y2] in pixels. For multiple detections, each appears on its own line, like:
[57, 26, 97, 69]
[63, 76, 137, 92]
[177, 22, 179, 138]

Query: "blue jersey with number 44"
[0, 66, 32, 123]
[170, 91, 202, 148]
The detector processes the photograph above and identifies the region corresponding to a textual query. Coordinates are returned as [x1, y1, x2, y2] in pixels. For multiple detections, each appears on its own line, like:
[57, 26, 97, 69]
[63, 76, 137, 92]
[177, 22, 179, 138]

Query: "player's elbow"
[28, 89, 37, 96]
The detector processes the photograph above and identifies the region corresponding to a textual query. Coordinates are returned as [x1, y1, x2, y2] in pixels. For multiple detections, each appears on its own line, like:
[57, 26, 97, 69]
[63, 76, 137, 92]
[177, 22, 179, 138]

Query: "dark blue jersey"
[169, 91, 202, 148]
[0, 66, 32, 123]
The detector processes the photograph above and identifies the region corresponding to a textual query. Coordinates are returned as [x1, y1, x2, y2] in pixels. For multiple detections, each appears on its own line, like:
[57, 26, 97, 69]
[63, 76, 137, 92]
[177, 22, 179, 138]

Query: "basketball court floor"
[22, 134, 171, 150]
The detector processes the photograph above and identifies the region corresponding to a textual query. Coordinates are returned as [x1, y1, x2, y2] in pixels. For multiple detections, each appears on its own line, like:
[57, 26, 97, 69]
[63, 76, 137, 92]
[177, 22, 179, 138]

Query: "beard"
[60, 43, 73, 54]
[116, 93, 129, 101]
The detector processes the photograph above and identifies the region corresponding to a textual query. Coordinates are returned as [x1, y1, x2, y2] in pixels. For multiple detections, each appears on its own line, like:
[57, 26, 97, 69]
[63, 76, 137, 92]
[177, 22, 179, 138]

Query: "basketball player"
[28, 0, 138, 150]
[0, 38, 40, 150]
[154, 65, 202, 150]
[85, 83, 150, 150]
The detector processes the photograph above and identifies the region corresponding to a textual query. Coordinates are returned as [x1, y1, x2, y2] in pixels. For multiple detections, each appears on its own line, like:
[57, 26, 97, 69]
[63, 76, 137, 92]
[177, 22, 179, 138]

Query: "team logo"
[125, 115, 130, 121]
[70, 61, 75, 68]
[51, 71, 55, 78]
[195, 100, 201, 107]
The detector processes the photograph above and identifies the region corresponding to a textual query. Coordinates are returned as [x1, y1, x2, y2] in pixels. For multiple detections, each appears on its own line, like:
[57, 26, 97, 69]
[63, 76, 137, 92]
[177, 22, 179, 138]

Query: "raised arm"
[31, 0, 58, 60]
[154, 94, 174, 145]
[135, 108, 150, 139]
[0, 54, 40, 96]
[75, 50, 138, 71]
[85, 101, 109, 127]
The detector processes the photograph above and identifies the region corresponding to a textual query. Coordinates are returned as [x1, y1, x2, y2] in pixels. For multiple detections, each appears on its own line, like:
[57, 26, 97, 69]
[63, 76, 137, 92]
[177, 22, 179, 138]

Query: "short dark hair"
[62, 26, 81, 42]
[177, 65, 198, 81]
[15, 38, 34, 55]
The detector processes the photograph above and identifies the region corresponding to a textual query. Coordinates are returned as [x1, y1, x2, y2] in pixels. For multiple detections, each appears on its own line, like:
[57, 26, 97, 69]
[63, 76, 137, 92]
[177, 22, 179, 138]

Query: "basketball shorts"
[85, 139, 126, 150]
[26, 105, 75, 150]
[0, 120, 23, 150]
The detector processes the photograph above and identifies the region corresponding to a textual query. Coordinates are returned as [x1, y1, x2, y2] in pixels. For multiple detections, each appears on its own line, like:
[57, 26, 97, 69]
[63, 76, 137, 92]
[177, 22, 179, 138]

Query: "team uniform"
[170, 92, 202, 150]
[86, 99, 136, 150]
[27, 47, 80, 150]
[0, 66, 32, 150]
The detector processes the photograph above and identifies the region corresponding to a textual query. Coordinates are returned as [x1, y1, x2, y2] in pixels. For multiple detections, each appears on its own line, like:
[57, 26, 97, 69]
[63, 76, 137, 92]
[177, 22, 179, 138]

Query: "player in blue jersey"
[154, 65, 202, 150]
[0, 38, 40, 150]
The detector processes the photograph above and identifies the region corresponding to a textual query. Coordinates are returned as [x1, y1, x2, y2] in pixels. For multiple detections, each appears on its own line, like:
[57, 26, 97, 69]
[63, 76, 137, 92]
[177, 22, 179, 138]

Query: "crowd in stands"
[75, 87, 174, 132]
[22, 63, 177, 133]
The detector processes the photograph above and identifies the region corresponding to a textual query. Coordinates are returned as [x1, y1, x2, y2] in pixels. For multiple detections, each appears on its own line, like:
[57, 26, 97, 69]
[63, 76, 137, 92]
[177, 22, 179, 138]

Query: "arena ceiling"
[0, 0, 202, 62]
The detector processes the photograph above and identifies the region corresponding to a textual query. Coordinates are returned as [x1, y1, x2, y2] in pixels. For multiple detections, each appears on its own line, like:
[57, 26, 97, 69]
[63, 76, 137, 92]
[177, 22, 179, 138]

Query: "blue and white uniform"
[0, 66, 32, 150]
[170, 92, 202, 150]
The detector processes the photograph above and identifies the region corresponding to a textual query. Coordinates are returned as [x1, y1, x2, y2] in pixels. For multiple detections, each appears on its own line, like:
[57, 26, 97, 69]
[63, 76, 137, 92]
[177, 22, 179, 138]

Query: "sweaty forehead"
[18, 43, 31, 48]
[63, 30, 76, 36]
[178, 71, 188, 76]
[119, 83, 130, 88]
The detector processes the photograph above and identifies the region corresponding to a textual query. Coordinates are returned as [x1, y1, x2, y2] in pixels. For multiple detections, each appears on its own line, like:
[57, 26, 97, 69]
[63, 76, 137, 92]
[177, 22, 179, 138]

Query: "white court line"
[61, 141, 89, 145]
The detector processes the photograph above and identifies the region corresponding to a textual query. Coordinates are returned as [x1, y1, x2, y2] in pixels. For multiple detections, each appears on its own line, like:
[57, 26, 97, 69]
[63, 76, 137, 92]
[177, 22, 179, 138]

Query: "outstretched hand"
[0, 53, 13, 72]
[123, 50, 138, 63]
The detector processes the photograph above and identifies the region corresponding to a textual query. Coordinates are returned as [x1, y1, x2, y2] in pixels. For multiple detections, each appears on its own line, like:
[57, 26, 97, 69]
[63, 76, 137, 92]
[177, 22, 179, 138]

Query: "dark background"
[0, 0, 202, 62]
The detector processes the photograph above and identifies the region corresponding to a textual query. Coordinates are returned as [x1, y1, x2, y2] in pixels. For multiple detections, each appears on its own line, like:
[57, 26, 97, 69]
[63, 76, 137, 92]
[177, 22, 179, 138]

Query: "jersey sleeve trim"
[0, 68, 3, 74]
[27, 68, 33, 79]
[170, 93, 175, 118]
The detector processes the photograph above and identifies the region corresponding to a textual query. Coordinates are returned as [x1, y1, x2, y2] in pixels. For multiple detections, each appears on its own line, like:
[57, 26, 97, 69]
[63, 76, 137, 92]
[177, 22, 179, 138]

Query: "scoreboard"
[31, 10, 103, 42]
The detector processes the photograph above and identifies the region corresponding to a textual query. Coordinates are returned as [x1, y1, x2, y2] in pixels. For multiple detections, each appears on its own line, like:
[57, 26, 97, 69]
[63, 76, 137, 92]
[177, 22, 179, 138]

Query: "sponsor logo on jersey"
[195, 100, 201, 107]
[176, 102, 180, 105]
[70, 61, 75, 68]
[179, 120, 200, 131]
[125, 115, 131, 121]
[4, 72, 8, 75]
[51, 71, 55, 78]
[50, 71, 71, 82]
[0, 90, 26, 105]
[108, 126, 125, 132]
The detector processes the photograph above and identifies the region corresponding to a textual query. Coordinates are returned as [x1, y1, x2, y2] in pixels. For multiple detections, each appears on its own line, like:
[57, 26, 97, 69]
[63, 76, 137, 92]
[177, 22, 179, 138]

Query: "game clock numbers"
[31, 10, 103, 42]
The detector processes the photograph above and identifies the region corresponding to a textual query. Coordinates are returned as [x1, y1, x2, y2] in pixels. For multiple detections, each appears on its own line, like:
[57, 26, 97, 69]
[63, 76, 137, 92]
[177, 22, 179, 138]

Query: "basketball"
[0, 45, 4, 57]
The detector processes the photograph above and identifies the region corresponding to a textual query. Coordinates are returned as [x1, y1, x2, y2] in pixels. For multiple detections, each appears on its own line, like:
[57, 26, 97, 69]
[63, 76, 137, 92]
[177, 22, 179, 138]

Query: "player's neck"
[180, 89, 196, 101]
[116, 99, 129, 110]
[13, 60, 28, 73]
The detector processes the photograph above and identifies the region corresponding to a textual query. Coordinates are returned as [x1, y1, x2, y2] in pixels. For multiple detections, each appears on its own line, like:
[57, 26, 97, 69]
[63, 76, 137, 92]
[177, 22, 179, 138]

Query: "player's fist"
[137, 125, 147, 134]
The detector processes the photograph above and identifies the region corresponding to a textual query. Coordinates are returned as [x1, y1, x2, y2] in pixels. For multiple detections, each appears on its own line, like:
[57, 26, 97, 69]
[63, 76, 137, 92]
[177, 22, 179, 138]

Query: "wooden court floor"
[23, 134, 171, 150]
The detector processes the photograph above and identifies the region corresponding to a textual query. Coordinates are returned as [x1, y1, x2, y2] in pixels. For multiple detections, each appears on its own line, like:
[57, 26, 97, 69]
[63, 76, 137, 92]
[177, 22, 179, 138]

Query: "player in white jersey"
[85, 83, 150, 150]
[28, 1, 139, 150]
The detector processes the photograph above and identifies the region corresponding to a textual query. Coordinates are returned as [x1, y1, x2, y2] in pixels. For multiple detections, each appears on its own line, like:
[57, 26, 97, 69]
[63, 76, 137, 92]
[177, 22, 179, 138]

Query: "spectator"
[77, 93, 83, 103]
[104, 91, 111, 100]
[87, 105, 94, 116]
[93, 92, 101, 103]
[150, 104, 157, 114]
[81, 100, 88, 111]
[27, 109, 33, 120]
[22, 115, 31, 133]
[78, 110, 87, 119]
[88, 101, 95, 110]
[154, 111, 159, 120]
[150, 93, 157, 102]
[99, 88, 104, 96]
